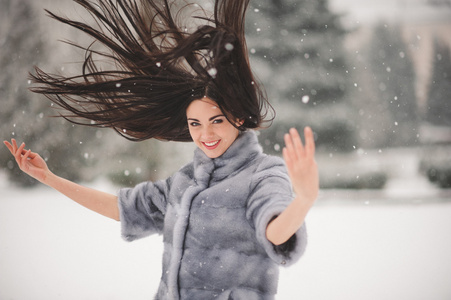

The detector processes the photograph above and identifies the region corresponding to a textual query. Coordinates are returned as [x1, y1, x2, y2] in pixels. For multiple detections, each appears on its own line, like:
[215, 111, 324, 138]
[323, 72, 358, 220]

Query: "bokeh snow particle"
[208, 68, 217, 78]
[224, 43, 234, 51]
[302, 95, 310, 104]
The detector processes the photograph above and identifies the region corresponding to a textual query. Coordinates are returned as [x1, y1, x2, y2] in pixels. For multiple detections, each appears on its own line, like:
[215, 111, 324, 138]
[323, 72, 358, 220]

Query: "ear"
[234, 118, 245, 127]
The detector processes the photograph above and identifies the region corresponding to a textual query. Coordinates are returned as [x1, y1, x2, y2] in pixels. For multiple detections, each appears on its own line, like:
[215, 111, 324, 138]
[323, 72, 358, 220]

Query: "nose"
[201, 125, 214, 140]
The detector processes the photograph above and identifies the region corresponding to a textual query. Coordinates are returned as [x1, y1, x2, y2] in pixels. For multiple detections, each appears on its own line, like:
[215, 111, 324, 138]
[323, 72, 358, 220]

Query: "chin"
[203, 148, 226, 158]
[205, 152, 221, 159]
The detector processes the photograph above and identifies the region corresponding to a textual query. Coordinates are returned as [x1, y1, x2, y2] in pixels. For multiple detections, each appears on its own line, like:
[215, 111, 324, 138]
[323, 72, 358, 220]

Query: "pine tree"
[0, 0, 102, 186]
[426, 39, 451, 127]
[246, 0, 357, 153]
[367, 23, 419, 147]
[0, 0, 191, 187]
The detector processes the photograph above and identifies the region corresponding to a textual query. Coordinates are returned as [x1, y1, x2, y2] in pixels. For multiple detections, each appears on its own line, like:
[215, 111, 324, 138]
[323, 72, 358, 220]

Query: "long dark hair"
[30, 0, 273, 142]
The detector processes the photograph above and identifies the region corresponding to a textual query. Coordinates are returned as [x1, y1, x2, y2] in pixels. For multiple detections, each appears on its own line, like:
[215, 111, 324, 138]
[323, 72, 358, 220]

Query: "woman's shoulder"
[254, 153, 286, 172]
[247, 153, 289, 187]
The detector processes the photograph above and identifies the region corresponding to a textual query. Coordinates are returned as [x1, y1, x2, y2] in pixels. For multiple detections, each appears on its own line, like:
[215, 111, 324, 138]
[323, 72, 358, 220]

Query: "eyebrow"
[187, 114, 225, 122]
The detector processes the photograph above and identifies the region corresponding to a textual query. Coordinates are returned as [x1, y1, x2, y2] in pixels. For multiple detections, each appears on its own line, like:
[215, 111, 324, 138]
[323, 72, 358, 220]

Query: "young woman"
[4, 0, 318, 299]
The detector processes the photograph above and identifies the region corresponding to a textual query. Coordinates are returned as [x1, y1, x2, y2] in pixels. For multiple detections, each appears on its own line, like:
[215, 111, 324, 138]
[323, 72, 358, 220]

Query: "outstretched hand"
[3, 139, 50, 183]
[282, 127, 319, 206]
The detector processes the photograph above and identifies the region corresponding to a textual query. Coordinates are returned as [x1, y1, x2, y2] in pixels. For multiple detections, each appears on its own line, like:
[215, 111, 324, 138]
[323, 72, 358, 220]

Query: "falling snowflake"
[208, 68, 217, 78]
[224, 43, 234, 51]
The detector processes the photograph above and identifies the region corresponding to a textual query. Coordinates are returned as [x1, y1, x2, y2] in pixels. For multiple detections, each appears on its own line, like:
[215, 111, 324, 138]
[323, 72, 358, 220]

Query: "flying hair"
[30, 0, 274, 142]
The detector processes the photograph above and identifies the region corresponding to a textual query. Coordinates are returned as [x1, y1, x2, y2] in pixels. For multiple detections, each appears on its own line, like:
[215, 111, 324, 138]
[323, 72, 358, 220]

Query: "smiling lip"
[202, 139, 221, 150]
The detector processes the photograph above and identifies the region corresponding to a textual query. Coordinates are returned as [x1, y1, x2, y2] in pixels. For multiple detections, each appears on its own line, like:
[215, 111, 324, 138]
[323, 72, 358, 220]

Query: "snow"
[1, 180, 451, 299]
[279, 193, 451, 300]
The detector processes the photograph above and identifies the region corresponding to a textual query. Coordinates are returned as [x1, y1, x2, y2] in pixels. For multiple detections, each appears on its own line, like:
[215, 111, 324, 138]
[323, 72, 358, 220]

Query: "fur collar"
[192, 130, 262, 183]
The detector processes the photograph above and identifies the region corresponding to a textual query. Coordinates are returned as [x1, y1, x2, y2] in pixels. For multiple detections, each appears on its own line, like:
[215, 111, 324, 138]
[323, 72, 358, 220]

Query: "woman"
[4, 0, 318, 298]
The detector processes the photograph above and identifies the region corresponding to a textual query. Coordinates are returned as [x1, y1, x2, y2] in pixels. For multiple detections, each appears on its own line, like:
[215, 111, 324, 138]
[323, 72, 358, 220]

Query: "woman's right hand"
[4, 139, 120, 221]
[3, 139, 51, 184]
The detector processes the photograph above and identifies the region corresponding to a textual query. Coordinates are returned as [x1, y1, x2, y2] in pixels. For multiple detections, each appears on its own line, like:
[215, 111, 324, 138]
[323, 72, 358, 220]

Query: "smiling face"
[186, 97, 242, 159]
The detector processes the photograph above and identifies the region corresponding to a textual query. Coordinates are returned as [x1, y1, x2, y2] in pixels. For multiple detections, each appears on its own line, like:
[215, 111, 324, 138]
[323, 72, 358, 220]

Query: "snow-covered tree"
[0, 0, 110, 186]
[426, 39, 451, 127]
[246, 0, 357, 153]
[1, 0, 192, 187]
[366, 23, 419, 148]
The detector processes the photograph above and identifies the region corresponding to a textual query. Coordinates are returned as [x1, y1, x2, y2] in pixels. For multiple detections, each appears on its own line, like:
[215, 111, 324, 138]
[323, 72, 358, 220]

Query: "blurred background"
[1, 0, 451, 299]
[1, 0, 450, 190]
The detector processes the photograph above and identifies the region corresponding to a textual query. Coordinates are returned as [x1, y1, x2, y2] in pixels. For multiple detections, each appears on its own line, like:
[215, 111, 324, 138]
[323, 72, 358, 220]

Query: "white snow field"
[1, 180, 451, 300]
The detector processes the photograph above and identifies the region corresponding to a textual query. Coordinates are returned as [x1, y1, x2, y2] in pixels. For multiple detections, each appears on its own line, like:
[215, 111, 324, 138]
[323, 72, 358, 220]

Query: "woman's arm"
[266, 127, 318, 245]
[4, 139, 120, 221]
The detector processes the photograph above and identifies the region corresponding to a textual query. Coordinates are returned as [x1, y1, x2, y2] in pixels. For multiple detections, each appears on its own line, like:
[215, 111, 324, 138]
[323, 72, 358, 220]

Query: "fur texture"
[118, 131, 307, 299]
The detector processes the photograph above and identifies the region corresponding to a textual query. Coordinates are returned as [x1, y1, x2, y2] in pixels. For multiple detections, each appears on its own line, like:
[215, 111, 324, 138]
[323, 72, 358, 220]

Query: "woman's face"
[186, 97, 241, 159]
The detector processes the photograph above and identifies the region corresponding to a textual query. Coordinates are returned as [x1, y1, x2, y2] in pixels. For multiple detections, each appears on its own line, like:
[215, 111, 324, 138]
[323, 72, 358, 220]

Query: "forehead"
[186, 97, 221, 117]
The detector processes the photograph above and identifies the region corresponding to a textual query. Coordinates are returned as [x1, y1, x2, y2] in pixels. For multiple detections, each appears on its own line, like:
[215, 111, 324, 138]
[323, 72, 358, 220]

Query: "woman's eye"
[189, 122, 200, 127]
[213, 119, 223, 124]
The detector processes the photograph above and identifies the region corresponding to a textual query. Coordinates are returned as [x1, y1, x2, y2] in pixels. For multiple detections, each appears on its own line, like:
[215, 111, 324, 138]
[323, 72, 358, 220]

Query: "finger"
[12, 139, 18, 152]
[21, 149, 32, 166]
[282, 147, 294, 178]
[26, 151, 38, 159]
[289, 127, 305, 158]
[13, 141, 37, 159]
[304, 126, 315, 157]
[3, 141, 13, 153]
[15, 143, 26, 163]
[282, 147, 291, 165]
[284, 133, 295, 159]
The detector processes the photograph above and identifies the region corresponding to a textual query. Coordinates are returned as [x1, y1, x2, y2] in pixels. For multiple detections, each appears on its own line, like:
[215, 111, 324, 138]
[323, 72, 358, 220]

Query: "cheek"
[188, 128, 198, 142]
[223, 127, 239, 144]
[191, 131, 206, 149]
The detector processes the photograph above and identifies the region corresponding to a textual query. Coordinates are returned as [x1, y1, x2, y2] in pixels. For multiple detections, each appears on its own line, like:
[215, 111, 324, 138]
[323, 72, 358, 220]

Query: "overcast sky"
[329, 0, 451, 26]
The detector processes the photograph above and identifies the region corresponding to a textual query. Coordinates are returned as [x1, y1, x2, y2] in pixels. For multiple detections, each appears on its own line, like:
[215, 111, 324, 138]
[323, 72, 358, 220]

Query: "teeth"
[205, 140, 219, 147]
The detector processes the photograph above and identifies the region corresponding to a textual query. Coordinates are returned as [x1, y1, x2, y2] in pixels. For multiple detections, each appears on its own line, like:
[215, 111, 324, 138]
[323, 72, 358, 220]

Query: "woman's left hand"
[282, 127, 319, 207]
[266, 127, 319, 245]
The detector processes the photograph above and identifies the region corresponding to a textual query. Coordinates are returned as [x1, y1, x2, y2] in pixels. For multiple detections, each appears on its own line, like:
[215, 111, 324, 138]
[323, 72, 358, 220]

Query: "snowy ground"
[1, 179, 451, 300]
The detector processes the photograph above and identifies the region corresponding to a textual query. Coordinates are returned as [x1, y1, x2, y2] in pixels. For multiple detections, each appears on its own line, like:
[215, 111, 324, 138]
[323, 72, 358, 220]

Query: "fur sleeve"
[118, 178, 170, 242]
[247, 155, 307, 266]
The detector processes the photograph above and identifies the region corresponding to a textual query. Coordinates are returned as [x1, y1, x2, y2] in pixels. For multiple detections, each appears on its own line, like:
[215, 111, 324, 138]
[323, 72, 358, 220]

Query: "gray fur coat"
[118, 131, 307, 299]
